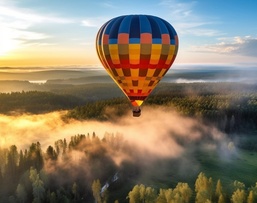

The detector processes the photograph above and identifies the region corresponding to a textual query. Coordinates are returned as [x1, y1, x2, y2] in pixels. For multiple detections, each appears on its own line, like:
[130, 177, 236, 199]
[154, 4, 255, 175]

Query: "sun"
[0, 30, 20, 57]
[0, 38, 19, 57]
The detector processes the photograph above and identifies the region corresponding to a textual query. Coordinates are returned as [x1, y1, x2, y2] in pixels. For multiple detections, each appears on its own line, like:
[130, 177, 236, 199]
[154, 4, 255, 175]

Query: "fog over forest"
[0, 106, 230, 161]
[1, 65, 257, 202]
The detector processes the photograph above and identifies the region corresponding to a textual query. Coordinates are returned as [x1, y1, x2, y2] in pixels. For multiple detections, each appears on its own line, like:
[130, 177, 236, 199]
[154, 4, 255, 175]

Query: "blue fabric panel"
[162, 20, 177, 41]
[154, 17, 169, 34]
[104, 19, 116, 35]
[109, 16, 123, 39]
[147, 16, 161, 38]
[152, 38, 162, 44]
[109, 39, 118, 44]
[119, 15, 132, 33]
[129, 16, 140, 38]
[139, 15, 152, 33]
[129, 38, 140, 44]
[170, 39, 175, 45]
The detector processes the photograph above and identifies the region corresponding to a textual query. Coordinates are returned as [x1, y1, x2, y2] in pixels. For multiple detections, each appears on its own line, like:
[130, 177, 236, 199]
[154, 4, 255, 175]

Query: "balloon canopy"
[96, 14, 179, 116]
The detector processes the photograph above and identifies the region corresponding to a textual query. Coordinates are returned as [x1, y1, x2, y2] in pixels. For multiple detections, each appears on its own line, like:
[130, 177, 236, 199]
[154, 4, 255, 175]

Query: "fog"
[0, 106, 228, 158]
[0, 105, 240, 194]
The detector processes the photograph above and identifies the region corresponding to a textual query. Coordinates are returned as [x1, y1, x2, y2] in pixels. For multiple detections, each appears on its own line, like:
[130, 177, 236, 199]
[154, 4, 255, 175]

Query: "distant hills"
[0, 66, 257, 93]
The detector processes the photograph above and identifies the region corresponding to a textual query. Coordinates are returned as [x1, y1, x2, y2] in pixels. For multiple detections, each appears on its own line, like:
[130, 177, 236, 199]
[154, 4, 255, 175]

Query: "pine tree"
[92, 179, 102, 203]
[127, 185, 140, 203]
[231, 189, 246, 203]
[16, 184, 27, 203]
[247, 190, 254, 203]
[195, 172, 213, 203]
[173, 182, 192, 203]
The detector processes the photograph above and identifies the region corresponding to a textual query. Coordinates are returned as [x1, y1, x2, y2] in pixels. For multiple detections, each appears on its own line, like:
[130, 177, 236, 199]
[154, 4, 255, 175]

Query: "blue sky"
[0, 0, 257, 67]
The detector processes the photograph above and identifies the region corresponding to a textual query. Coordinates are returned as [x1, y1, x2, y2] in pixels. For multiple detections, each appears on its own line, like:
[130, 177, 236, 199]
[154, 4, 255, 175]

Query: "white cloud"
[159, 0, 223, 37]
[0, 3, 73, 55]
[0, 5, 73, 24]
[81, 17, 109, 28]
[99, 1, 117, 9]
[81, 19, 99, 28]
[191, 36, 257, 57]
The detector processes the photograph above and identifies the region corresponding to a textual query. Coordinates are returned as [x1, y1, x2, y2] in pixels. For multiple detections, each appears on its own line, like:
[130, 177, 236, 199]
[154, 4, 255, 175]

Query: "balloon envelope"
[96, 15, 178, 116]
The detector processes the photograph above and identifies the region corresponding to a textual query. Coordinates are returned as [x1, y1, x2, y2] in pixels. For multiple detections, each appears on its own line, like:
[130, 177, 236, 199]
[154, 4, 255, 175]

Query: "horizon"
[1, 0, 257, 67]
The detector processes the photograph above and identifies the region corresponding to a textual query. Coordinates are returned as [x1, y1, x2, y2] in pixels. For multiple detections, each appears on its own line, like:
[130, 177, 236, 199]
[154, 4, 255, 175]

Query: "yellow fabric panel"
[159, 68, 167, 77]
[138, 80, 145, 88]
[150, 55, 160, 60]
[146, 69, 156, 77]
[109, 44, 118, 53]
[115, 68, 124, 77]
[169, 45, 175, 54]
[151, 44, 162, 54]
[129, 55, 140, 60]
[165, 45, 175, 64]
[142, 86, 151, 94]
[109, 45, 120, 64]
[129, 44, 140, 64]
[150, 45, 161, 64]
[111, 56, 120, 64]
[129, 44, 140, 51]
[126, 80, 133, 87]
[130, 68, 139, 77]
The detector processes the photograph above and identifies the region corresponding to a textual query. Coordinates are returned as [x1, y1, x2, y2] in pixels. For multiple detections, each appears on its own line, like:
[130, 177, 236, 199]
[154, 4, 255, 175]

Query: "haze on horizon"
[0, 0, 257, 67]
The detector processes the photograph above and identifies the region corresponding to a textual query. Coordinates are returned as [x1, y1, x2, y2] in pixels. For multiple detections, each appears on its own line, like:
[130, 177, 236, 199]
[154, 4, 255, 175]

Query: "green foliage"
[0, 91, 83, 114]
[195, 172, 213, 203]
[127, 184, 157, 203]
[1, 83, 257, 133]
[231, 189, 246, 203]
[65, 97, 130, 121]
[1, 133, 257, 202]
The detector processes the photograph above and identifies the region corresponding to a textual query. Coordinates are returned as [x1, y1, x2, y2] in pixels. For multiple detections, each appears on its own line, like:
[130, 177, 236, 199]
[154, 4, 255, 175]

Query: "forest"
[1, 82, 257, 202]
[2, 82, 254, 134]
[1, 132, 257, 203]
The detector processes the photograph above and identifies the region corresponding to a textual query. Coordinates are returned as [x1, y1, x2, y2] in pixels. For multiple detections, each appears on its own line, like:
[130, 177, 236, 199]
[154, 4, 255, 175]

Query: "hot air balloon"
[96, 14, 178, 117]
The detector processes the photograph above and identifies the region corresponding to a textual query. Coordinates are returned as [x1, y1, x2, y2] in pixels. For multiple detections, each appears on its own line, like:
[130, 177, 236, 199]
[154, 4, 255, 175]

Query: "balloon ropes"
[96, 15, 179, 117]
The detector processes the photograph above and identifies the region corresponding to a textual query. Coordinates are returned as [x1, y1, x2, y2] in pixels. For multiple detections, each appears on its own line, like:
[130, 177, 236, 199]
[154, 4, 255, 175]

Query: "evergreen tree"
[173, 182, 192, 203]
[156, 189, 167, 203]
[127, 184, 141, 203]
[247, 190, 254, 203]
[32, 174, 45, 203]
[46, 146, 57, 160]
[218, 194, 225, 203]
[92, 179, 102, 203]
[231, 189, 246, 203]
[72, 182, 79, 201]
[5, 145, 19, 180]
[16, 184, 27, 203]
[195, 172, 213, 203]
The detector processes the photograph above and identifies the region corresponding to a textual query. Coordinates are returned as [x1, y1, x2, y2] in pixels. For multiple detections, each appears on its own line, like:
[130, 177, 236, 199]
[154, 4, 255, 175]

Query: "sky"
[0, 0, 257, 67]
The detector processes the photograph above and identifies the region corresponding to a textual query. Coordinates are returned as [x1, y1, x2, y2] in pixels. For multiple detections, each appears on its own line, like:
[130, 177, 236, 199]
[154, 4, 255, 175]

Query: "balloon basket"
[132, 106, 141, 117]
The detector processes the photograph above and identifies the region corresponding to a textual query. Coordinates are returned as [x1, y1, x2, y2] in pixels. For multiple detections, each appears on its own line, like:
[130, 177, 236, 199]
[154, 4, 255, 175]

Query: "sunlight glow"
[0, 29, 21, 56]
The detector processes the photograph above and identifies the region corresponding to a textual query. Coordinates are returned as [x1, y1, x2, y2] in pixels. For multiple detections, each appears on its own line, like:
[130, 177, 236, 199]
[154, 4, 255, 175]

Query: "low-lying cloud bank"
[0, 106, 227, 159]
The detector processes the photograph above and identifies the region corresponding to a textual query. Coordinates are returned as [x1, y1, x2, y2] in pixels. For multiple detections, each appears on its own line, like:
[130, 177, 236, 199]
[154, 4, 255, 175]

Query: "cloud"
[100, 2, 117, 9]
[81, 17, 109, 28]
[159, 0, 223, 37]
[191, 36, 257, 57]
[1, 107, 234, 187]
[0, 107, 225, 157]
[0, 2, 73, 55]
[81, 19, 100, 28]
